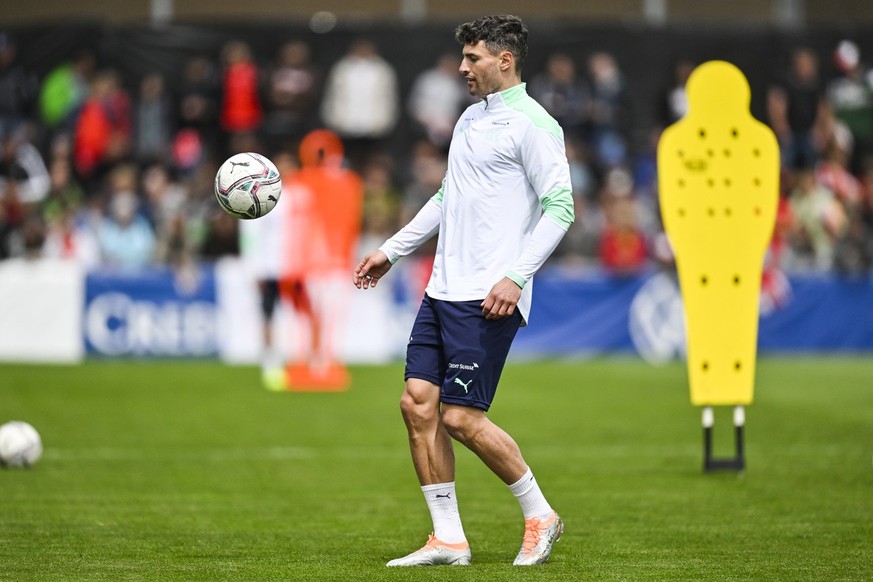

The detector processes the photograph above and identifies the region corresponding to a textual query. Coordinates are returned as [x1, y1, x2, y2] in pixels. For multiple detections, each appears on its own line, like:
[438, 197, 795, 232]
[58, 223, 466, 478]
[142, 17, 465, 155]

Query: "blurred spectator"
[263, 40, 319, 150]
[154, 212, 191, 269]
[200, 211, 239, 260]
[134, 73, 174, 165]
[858, 156, 873, 220]
[321, 38, 399, 170]
[760, 199, 794, 314]
[14, 211, 45, 259]
[172, 127, 205, 178]
[553, 136, 604, 268]
[660, 58, 695, 126]
[529, 52, 591, 143]
[553, 137, 600, 266]
[225, 131, 263, 167]
[0, 179, 31, 258]
[399, 139, 447, 224]
[39, 151, 99, 264]
[142, 163, 186, 229]
[786, 166, 846, 271]
[40, 155, 85, 225]
[553, 193, 599, 268]
[42, 206, 100, 267]
[588, 51, 631, 171]
[834, 151, 873, 275]
[816, 139, 863, 210]
[631, 129, 661, 215]
[396, 140, 443, 290]
[0, 33, 38, 136]
[175, 55, 219, 170]
[97, 164, 155, 269]
[219, 40, 263, 147]
[38, 49, 95, 135]
[768, 47, 828, 170]
[360, 159, 401, 242]
[833, 210, 873, 275]
[407, 53, 470, 150]
[73, 70, 132, 187]
[0, 123, 50, 205]
[181, 158, 220, 253]
[141, 163, 191, 266]
[566, 136, 596, 202]
[597, 168, 647, 274]
[0, 183, 18, 258]
[826, 40, 873, 174]
[178, 56, 218, 134]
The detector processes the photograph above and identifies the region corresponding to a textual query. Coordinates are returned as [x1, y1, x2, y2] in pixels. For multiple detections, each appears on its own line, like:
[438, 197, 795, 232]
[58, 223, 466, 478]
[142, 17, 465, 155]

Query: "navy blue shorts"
[405, 294, 522, 411]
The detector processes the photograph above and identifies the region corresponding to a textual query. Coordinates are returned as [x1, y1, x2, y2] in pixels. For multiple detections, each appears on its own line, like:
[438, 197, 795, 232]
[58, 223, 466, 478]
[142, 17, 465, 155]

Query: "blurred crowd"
[1, 29, 872, 277]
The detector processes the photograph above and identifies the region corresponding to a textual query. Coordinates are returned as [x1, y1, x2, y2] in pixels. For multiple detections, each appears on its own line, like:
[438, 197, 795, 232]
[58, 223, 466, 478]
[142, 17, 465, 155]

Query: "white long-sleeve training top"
[380, 83, 574, 324]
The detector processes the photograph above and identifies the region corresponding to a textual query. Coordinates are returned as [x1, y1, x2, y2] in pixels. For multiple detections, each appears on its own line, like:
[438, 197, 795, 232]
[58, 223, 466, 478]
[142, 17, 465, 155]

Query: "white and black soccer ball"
[214, 152, 282, 219]
[0, 421, 43, 468]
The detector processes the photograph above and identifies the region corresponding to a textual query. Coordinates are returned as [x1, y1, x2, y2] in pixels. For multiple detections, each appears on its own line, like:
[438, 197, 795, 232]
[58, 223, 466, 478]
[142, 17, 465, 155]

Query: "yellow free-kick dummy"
[657, 61, 779, 406]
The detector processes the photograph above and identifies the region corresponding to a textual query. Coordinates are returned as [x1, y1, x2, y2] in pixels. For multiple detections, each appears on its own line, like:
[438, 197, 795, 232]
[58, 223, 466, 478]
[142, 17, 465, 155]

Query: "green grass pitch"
[1, 357, 871, 580]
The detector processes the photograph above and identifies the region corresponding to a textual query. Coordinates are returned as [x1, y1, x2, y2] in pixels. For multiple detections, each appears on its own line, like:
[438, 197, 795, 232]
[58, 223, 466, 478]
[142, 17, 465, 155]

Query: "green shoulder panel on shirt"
[430, 183, 445, 205]
[503, 83, 563, 140]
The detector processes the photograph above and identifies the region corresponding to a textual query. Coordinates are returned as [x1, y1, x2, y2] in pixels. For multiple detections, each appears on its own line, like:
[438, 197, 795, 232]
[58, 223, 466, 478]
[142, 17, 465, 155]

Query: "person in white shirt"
[320, 38, 399, 170]
[0, 124, 50, 205]
[407, 53, 473, 149]
[354, 14, 573, 568]
[239, 168, 287, 389]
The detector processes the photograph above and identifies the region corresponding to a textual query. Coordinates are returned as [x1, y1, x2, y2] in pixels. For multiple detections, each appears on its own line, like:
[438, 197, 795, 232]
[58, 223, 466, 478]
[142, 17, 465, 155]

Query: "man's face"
[459, 41, 505, 98]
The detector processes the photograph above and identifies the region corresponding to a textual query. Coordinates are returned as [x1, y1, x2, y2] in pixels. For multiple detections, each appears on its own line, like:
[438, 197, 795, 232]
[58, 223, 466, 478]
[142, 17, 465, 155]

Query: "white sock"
[421, 482, 467, 544]
[261, 345, 282, 371]
[508, 468, 553, 520]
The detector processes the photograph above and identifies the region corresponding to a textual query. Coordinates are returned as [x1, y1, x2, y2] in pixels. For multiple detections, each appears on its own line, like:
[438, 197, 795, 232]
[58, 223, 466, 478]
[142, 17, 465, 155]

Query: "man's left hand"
[481, 277, 522, 320]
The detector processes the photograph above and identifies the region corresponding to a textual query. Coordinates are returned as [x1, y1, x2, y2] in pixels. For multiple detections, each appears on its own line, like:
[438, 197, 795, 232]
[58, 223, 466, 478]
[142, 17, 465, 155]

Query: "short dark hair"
[454, 14, 528, 75]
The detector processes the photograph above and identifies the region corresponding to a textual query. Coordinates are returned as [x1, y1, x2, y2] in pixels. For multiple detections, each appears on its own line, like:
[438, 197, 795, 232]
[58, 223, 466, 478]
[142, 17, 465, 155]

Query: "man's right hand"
[353, 250, 392, 289]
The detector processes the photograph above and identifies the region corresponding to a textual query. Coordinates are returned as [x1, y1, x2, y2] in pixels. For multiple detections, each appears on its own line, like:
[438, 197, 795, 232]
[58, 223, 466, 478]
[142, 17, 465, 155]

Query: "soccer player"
[285, 129, 363, 388]
[239, 150, 297, 391]
[354, 15, 574, 567]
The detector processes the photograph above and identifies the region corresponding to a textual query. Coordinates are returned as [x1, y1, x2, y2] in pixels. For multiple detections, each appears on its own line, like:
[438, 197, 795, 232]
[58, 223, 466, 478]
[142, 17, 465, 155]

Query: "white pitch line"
[39, 445, 426, 462]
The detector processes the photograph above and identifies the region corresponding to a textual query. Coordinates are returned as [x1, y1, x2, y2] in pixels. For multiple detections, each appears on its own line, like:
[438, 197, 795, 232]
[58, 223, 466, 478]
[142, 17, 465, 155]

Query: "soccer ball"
[214, 152, 282, 219]
[0, 421, 43, 468]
